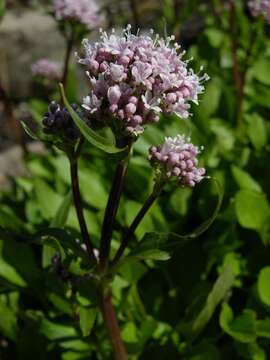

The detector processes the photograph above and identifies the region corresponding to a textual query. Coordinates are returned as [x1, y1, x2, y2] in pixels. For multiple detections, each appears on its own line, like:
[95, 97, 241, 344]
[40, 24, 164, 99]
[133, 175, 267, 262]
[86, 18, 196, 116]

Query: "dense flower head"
[149, 135, 205, 187]
[42, 101, 80, 141]
[53, 0, 103, 30]
[31, 59, 61, 80]
[248, 0, 270, 22]
[78, 26, 208, 136]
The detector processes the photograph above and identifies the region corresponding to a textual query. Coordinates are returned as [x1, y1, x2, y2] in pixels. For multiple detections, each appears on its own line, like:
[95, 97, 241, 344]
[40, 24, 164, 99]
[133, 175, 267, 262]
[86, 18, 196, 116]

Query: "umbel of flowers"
[248, 0, 270, 22]
[78, 26, 208, 136]
[149, 135, 205, 187]
[53, 0, 103, 30]
[31, 59, 61, 80]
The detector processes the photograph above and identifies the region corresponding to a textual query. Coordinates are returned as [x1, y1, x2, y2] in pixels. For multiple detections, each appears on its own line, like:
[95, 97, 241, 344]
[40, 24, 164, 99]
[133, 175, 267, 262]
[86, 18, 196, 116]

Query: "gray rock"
[0, 9, 65, 98]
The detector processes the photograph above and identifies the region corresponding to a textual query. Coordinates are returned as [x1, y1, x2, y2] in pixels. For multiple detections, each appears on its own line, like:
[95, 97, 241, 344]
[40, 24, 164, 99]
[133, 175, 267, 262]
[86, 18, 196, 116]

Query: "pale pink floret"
[248, 0, 270, 22]
[78, 26, 208, 135]
[31, 59, 61, 80]
[149, 135, 205, 187]
[53, 0, 102, 30]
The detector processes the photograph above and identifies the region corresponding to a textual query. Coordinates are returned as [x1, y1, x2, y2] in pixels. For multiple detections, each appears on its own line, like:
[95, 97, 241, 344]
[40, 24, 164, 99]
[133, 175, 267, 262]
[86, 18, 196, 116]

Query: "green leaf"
[0, 241, 27, 287]
[40, 318, 77, 340]
[121, 322, 138, 343]
[21, 121, 40, 141]
[34, 179, 63, 220]
[42, 192, 72, 268]
[0, 303, 18, 341]
[205, 28, 224, 48]
[235, 190, 270, 231]
[190, 178, 223, 238]
[257, 267, 270, 307]
[191, 265, 234, 337]
[51, 191, 72, 228]
[220, 304, 257, 343]
[252, 58, 270, 85]
[79, 307, 97, 337]
[256, 319, 270, 338]
[246, 113, 267, 151]
[60, 84, 125, 154]
[235, 341, 266, 360]
[231, 166, 262, 193]
[200, 77, 222, 116]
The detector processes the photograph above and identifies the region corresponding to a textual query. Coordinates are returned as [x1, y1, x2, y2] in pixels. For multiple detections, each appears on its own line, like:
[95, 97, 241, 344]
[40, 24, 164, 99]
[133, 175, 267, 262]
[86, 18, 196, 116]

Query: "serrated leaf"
[79, 307, 97, 337]
[60, 84, 125, 154]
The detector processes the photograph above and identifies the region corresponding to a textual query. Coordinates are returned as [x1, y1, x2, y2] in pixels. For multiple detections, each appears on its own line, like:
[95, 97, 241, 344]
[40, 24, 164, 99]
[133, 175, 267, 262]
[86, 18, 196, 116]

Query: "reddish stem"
[100, 289, 128, 360]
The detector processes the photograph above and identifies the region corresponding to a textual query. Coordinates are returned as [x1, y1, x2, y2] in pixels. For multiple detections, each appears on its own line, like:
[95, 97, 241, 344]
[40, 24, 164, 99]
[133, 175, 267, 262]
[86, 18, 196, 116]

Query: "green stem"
[112, 181, 164, 266]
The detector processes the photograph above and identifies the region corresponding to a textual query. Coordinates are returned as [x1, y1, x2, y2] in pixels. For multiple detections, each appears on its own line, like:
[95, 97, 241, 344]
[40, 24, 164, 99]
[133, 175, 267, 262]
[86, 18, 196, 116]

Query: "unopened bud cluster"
[53, 0, 103, 30]
[78, 26, 208, 136]
[248, 0, 270, 22]
[31, 59, 61, 80]
[42, 102, 80, 141]
[149, 135, 205, 187]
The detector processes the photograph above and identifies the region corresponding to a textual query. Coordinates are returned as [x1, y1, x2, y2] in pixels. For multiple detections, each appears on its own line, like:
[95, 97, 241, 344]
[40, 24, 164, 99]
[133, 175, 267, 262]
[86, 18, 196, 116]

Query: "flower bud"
[125, 103, 137, 116]
[108, 85, 121, 105]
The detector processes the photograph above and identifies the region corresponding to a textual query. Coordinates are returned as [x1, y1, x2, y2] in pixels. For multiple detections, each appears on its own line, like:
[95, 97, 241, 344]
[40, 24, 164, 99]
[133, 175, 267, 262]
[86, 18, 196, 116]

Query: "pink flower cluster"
[149, 135, 205, 187]
[31, 59, 61, 80]
[78, 26, 208, 135]
[248, 0, 270, 22]
[53, 0, 102, 30]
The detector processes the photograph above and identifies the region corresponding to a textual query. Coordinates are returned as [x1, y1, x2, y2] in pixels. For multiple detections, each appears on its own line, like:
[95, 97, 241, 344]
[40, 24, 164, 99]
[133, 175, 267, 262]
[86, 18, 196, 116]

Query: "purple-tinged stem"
[69, 146, 96, 262]
[112, 182, 164, 266]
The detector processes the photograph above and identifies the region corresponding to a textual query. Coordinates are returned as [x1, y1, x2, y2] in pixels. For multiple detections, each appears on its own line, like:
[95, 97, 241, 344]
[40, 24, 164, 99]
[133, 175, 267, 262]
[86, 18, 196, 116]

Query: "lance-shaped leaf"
[177, 266, 234, 340]
[79, 306, 97, 337]
[59, 84, 126, 154]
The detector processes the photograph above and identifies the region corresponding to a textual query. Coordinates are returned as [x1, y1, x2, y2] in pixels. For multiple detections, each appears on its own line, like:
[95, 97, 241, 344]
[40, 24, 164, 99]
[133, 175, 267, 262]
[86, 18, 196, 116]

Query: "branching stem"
[112, 181, 164, 266]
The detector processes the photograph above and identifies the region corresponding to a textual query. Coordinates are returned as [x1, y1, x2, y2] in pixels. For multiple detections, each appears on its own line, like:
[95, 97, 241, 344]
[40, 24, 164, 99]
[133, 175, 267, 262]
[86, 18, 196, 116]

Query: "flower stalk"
[99, 143, 132, 271]
[69, 142, 96, 262]
[112, 181, 165, 266]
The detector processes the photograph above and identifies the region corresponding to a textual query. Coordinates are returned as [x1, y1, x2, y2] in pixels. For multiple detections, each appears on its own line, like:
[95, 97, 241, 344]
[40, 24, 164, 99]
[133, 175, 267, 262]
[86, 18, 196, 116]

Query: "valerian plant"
[18, 25, 225, 360]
